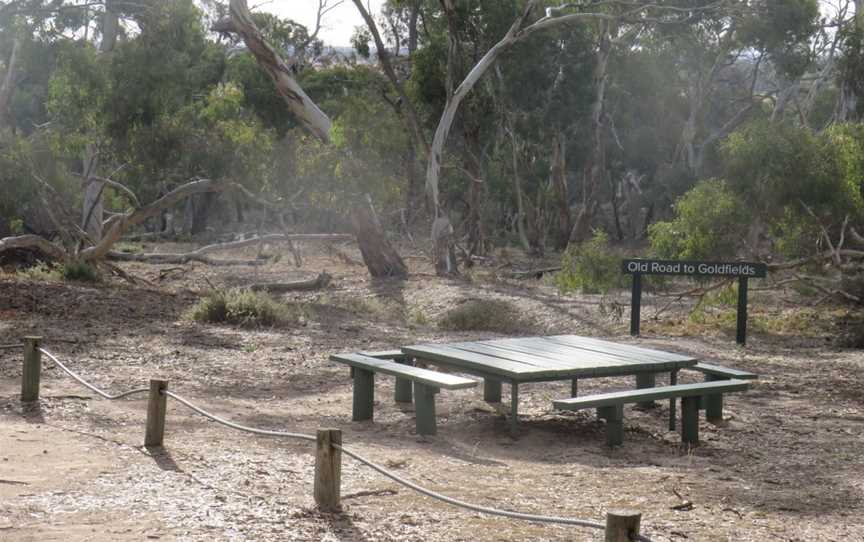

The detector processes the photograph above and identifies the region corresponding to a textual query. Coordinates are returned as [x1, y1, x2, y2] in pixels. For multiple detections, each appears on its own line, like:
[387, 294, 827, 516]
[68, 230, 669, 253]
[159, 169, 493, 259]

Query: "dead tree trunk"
[551, 131, 570, 250]
[0, 35, 19, 131]
[350, 197, 408, 279]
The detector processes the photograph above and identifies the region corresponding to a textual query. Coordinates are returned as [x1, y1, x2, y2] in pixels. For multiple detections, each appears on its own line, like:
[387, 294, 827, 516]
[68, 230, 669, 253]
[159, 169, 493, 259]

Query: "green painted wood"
[394, 357, 414, 403]
[21, 337, 42, 403]
[571, 378, 578, 398]
[484, 378, 502, 403]
[481, 337, 631, 366]
[704, 373, 724, 422]
[635, 372, 656, 408]
[401, 344, 559, 378]
[448, 342, 580, 369]
[359, 349, 408, 362]
[509, 382, 519, 437]
[352, 368, 374, 421]
[669, 369, 679, 431]
[552, 379, 750, 410]
[691, 362, 757, 380]
[331, 353, 477, 390]
[415, 383, 438, 435]
[736, 276, 749, 345]
[681, 396, 700, 444]
[630, 272, 642, 336]
[544, 335, 696, 363]
[597, 405, 624, 446]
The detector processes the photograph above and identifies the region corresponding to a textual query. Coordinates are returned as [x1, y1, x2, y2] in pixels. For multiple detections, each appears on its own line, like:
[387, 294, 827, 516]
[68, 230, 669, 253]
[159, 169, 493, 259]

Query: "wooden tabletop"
[401, 335, 698, 382]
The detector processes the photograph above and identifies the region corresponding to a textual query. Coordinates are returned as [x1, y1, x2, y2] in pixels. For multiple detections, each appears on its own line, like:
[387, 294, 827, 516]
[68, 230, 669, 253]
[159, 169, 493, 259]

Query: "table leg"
[352, 368, 374, 422]
[394, 357, 414, 403]
[669, 369, 679, 431]
[509, 382, 519, 437]
[704, 374, 725, 423]
[484, 378, 502, 403]
[570, 378, 578, 398]
[635, 372, 656, 409]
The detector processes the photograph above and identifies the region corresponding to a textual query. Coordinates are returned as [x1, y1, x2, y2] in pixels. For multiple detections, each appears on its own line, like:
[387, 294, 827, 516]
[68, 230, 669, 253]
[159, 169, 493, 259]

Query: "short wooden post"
[605, 509, 642, 542]
[144, 379, 168, 447]
[352, 368, 375, 421]
[314, 428, 342, 511]
[21, 336, 43, 403]
[570, 378, 578, 398]
[414, 384, 438, 435]
[394, 357, 413, 403]
[483, 378, 502, 403]
[681, 396, 700, 445]
[635, 372, 656, 409]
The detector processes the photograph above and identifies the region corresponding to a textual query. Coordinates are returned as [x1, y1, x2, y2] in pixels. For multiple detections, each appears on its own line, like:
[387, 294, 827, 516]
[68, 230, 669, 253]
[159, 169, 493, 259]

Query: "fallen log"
[107, 251, 264, 266]
[250, 271, 332, 292]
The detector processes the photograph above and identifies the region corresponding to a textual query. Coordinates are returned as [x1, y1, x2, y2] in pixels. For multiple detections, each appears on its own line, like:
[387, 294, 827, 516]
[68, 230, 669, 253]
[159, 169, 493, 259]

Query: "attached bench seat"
[553, 379, 751, 446]
[688, 362, 757, 422]
[331, 353, 478, 435]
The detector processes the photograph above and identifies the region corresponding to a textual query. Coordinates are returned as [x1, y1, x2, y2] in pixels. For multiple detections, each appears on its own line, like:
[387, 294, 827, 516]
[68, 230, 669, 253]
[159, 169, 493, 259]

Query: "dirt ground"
[1, 241, 863, 541]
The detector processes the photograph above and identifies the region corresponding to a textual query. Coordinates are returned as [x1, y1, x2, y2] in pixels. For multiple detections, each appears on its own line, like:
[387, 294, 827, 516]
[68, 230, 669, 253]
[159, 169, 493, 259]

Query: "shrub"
[648, 179, 747, 261]
[61, 260, 100, 282]
[189, 288, 299, 328]
[438, 298, 533, 334]
[17, 261, 63, 282]
[556, 230, 627, 295]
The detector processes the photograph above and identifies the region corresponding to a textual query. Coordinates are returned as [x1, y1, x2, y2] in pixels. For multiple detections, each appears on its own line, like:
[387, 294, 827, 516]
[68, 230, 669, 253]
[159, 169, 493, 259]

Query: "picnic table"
[402, 334, 699, 435]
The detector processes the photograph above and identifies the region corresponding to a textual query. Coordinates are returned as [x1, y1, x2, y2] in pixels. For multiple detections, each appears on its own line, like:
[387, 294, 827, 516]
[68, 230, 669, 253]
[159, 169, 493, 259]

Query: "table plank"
[402, 344, 566, 379]
[485, 338, 638, 369]
[447, 342, 581, 370]
[544, 335, 696, 363]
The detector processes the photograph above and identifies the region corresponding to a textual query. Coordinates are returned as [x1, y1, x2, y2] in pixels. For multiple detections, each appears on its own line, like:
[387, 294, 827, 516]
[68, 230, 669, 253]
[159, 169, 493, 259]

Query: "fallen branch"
[250, 271, 332, 292]
[194, 233, 353, 256]
[508, 266, 562, 279]
[107, 251, 264, 266]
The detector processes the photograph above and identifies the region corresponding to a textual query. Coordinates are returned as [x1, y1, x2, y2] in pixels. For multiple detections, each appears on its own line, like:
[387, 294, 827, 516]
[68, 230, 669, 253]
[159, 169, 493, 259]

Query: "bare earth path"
[1, 244, 863, 541]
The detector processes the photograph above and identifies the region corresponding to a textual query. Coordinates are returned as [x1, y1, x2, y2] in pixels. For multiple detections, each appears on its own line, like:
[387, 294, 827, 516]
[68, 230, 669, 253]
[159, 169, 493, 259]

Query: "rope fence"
[9, 337, 654, 542]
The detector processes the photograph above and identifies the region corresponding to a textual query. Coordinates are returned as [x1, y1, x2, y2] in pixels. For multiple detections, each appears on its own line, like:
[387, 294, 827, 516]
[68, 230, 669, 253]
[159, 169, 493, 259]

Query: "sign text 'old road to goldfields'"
[622, 259, 767, 278]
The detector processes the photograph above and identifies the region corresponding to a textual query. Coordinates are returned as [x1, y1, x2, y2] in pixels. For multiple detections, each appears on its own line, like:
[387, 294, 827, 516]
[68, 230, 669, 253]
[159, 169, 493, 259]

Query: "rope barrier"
[0, 344, 23, 350]
[31, 347, 655, 541]
[163, 390, 316, 442]
[38, 348, 150, 400]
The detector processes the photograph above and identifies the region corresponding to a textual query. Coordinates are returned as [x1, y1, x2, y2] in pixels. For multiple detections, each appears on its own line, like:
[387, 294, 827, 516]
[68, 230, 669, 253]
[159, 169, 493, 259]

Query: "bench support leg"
[704, 374, 725, 423]
[352, 368, 375, 422]
[484, 378, 502, 403]
[669, 369, 679, 431]
[414, 383, 439, 436]
[509, 382, 519, 437]
[597, 405, 624, 447]
[394, 357, 414, 403]
[681, 396, 700, 445]
[635, 373, 656, 409]
[570, 378, 578, 398]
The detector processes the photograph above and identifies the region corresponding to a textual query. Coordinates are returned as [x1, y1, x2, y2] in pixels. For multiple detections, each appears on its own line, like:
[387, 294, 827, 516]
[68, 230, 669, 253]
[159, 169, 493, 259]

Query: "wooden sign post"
[622, 259, 767, 345]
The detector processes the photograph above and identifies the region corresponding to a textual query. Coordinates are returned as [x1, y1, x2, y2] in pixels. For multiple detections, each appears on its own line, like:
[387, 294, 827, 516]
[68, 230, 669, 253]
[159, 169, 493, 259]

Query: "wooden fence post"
[314, 428, 342, 511]
[21, 336, 43, 403]
[605, 509, 642, 542]
[144, 379, 168, 447]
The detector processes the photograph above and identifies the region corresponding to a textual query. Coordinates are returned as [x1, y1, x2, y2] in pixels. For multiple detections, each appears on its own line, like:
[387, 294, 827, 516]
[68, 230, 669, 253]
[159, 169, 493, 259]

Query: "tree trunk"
[551, 131, 570, 250]
[0, 35, 19, 131]
[81, 145, 103, 242]
[350, 197, 408, 279]
[508, 126, 531, 253]
[215, 0, 332, 143]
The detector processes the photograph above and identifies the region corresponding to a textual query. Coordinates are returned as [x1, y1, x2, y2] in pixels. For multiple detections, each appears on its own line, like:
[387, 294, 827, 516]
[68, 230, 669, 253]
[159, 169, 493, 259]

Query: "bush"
[648, 179, 747, 261]
[189, 288, 299, 328]
[61, 260, 100, 282]
[17, 261, 63, 282]
[556, 230, 627, 294]
[438, 299, 534, 334]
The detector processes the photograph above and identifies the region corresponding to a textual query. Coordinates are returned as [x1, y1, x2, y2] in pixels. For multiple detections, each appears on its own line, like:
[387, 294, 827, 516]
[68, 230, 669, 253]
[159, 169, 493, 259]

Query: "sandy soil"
[1, 242, 863, 541]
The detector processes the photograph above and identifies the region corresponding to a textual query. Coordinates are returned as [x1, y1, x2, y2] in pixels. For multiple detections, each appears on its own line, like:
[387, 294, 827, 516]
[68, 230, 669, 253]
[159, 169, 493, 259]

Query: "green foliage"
[648, 179, 747, 260]
[189, 289, 300, 328]
[438, 299, 534, 334]
[17, 261, 63, 282]
[61, 260, 99, 282]
[556, 231, 627, 295]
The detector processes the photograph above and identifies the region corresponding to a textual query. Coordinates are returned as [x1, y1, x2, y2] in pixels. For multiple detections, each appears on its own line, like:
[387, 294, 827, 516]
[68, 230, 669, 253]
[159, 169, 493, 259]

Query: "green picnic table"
[402, 335, 698, 435]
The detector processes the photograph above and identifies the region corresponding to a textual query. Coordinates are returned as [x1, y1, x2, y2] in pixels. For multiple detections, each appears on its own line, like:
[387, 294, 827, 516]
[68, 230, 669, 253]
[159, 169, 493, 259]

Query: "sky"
[263, 0, 386, 47]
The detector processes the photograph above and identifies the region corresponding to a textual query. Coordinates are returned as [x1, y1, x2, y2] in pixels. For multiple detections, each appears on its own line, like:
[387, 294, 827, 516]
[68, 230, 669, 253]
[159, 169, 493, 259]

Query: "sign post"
[622, 259, 767, 345]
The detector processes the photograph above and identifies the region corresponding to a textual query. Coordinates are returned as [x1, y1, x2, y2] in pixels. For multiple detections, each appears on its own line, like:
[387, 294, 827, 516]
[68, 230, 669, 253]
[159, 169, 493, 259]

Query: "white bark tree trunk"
[0, 36, 20, 131]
